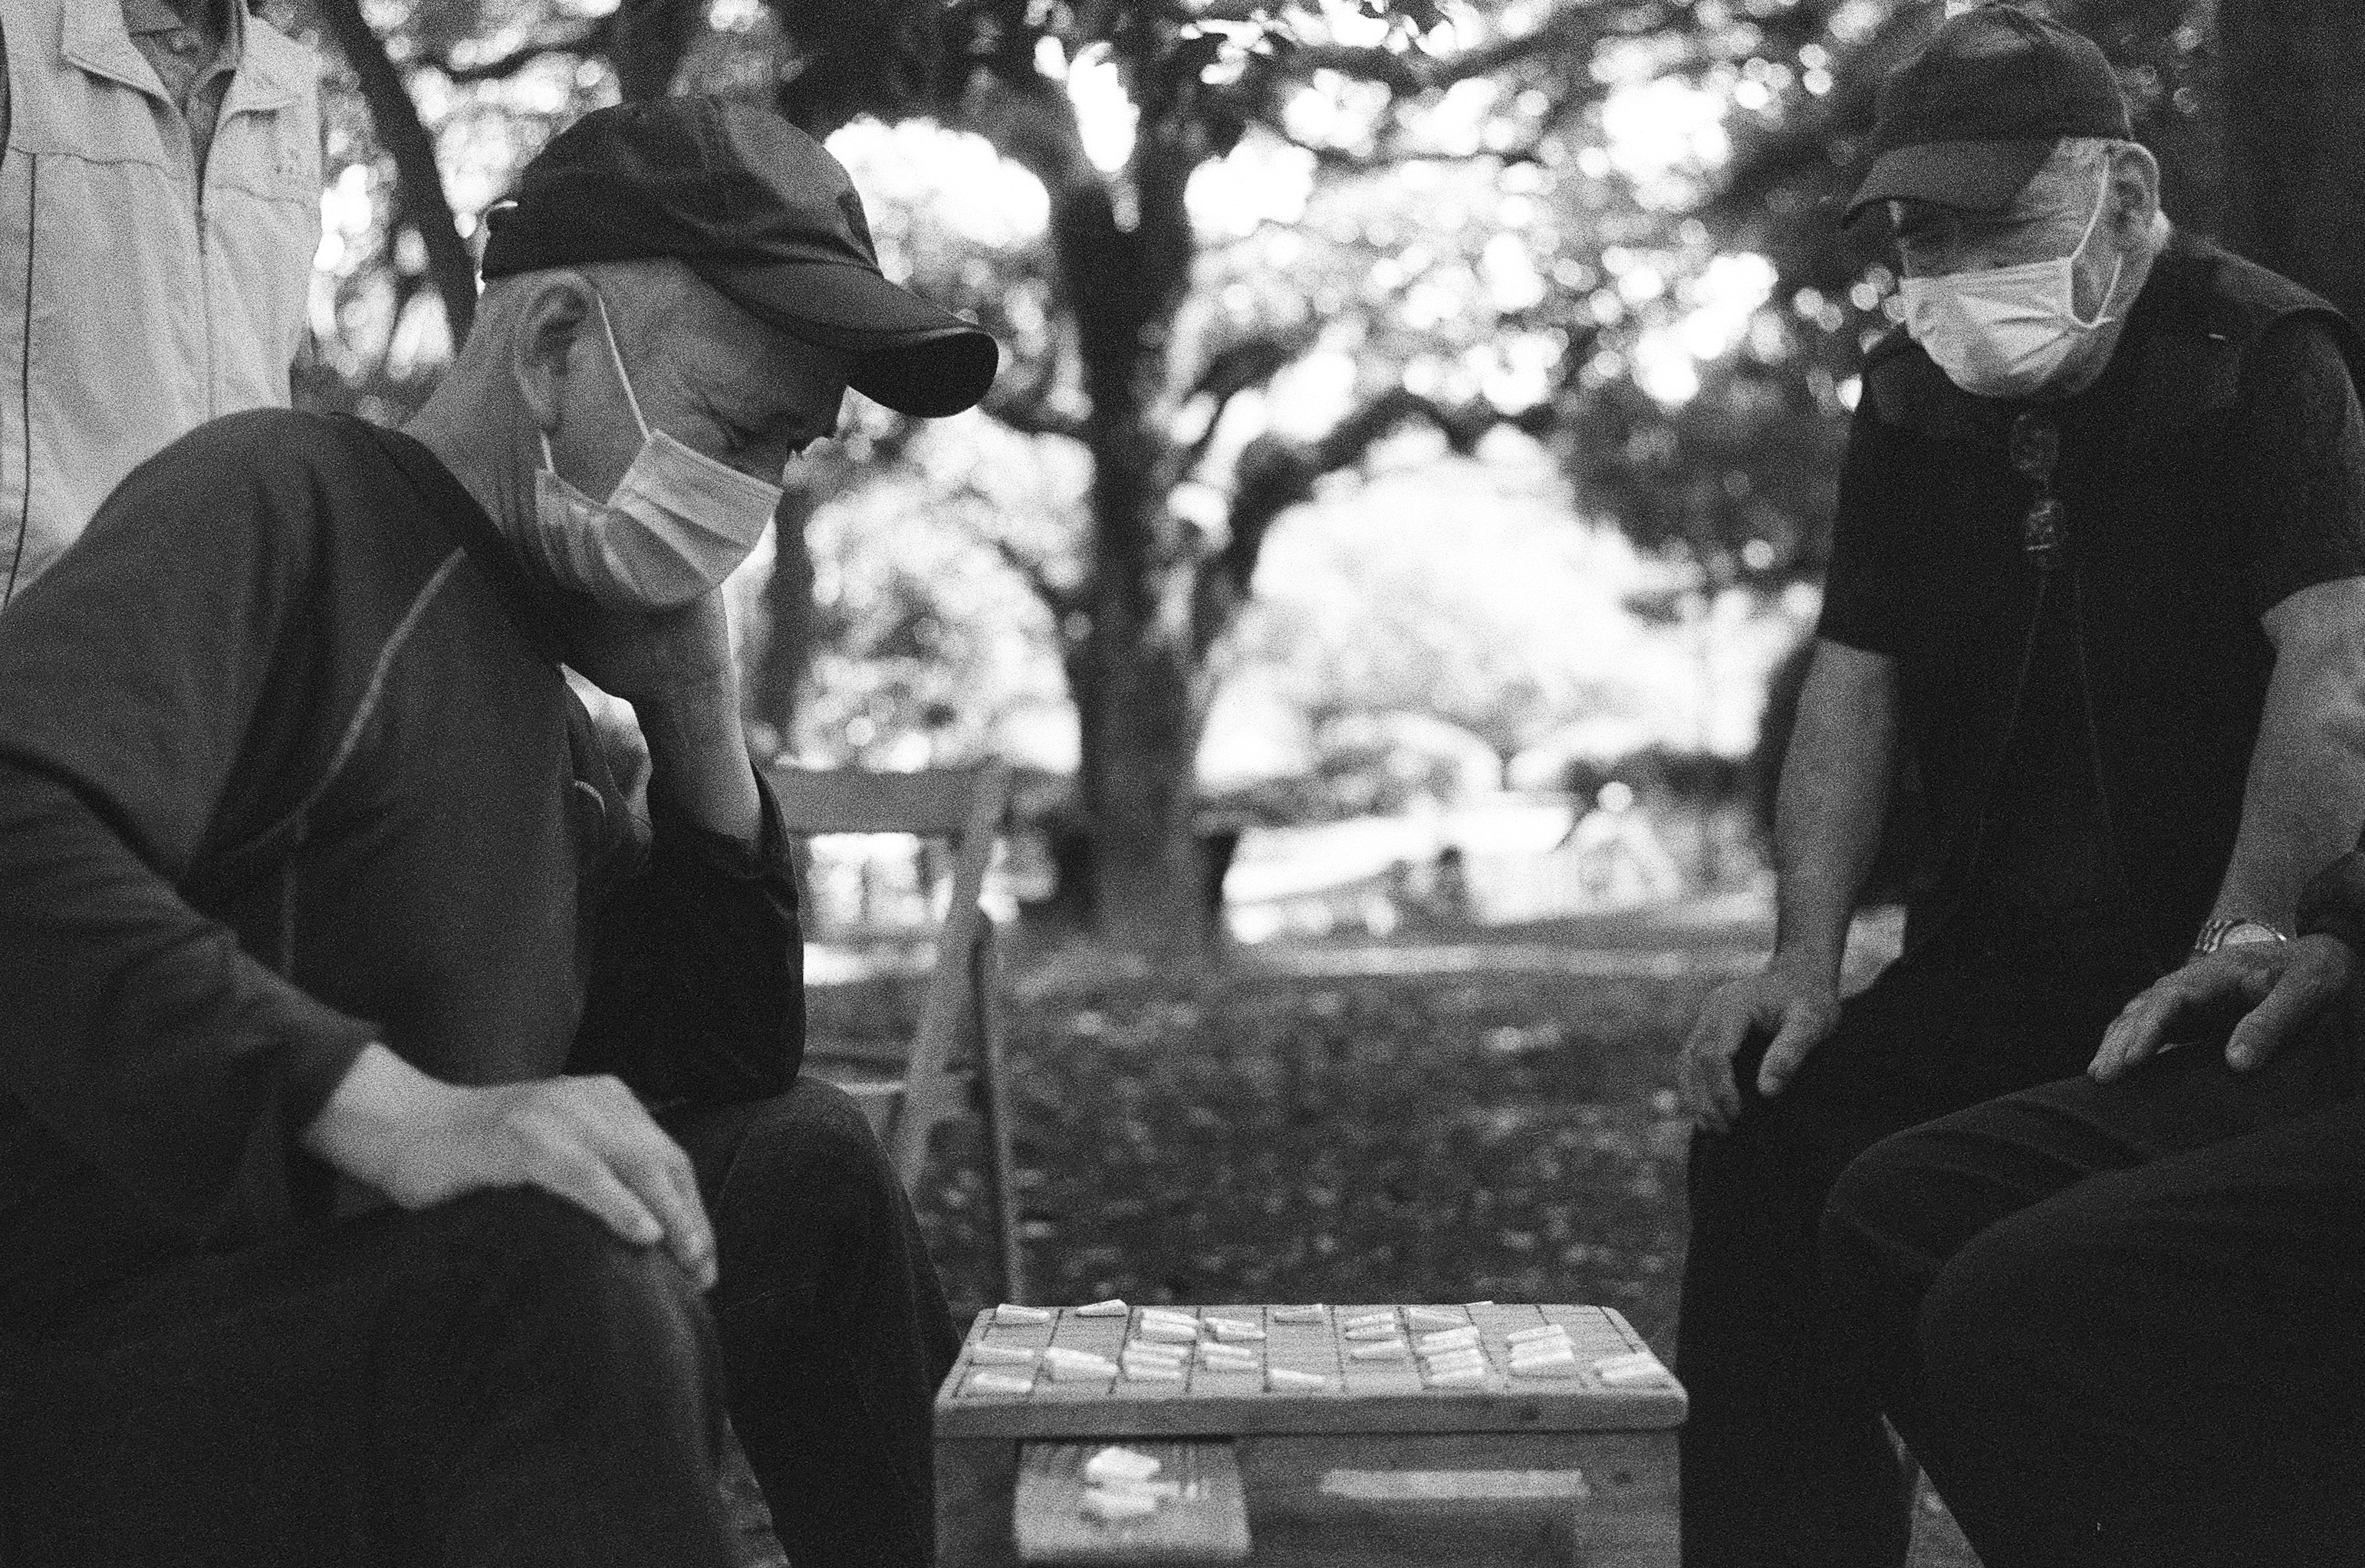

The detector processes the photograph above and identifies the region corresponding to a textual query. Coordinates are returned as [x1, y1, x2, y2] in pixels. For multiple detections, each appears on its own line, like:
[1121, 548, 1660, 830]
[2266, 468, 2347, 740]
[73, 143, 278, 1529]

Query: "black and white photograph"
[0, 1, 2357, 1563]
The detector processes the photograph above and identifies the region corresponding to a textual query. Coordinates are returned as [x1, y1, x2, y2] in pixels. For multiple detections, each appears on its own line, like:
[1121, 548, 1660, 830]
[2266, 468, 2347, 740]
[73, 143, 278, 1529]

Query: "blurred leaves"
[817, 965, 1709, 1340]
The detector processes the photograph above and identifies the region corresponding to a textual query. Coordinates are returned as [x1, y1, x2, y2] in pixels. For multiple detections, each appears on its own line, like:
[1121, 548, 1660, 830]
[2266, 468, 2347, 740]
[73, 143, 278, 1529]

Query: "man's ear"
[508, 272, 596, 437]
[2107, 141, 2162, 245]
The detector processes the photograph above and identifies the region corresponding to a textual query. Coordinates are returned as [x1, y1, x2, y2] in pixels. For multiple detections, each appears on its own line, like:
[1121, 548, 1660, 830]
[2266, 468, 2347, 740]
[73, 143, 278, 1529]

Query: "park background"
[275, 1, 2360, 1557]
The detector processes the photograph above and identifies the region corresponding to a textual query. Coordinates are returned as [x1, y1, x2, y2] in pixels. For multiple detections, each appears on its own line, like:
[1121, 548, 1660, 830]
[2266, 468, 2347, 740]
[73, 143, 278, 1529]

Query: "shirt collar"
[118, 0, 245, 60]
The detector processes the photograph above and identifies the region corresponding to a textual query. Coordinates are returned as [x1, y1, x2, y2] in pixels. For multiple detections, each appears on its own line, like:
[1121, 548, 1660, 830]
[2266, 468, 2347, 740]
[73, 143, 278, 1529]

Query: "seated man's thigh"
[665, 1079, 906, 1284]
[1827, 1009, 2356, 1280]
[1918, 1091, 2365, 1564]
[6, 1188, 711, 1568]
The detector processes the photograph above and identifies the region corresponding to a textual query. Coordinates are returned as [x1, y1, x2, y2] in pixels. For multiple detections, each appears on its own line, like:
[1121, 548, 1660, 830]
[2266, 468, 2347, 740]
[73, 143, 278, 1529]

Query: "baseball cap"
[1846, 5, 2131, 224]
[481, 98, 998, 418]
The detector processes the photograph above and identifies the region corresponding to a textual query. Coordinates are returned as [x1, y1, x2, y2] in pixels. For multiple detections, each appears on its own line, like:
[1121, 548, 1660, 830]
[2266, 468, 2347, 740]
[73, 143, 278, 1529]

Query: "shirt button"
[168, 32, 201, 56]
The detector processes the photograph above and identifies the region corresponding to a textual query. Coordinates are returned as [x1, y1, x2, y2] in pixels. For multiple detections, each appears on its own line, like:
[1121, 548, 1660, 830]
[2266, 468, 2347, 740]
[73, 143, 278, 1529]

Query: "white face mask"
[1896, 169, 2127, 400]
[526, 294, 784, 611]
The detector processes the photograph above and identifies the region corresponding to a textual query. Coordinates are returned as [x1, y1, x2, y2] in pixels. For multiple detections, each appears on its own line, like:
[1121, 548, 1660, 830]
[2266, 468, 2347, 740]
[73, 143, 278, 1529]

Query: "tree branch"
[1284, 1, 1606, 99]
[991, 537, 1078, 617]
[982, 386, 1090, 442]
[428, 19, 613, 85]
[1187, 386, 1561, 654]
[1159, 324, 1321, 489]
[314, 0, 479, 344]
[954, 69, 1105, 201]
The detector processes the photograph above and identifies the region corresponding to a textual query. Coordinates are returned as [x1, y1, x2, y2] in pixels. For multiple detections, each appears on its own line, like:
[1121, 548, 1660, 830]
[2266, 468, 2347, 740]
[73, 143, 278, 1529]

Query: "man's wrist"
[2294, 850, 2365, 958]
[1769, 941, 1845, 988]
[301, 1044, 459, 1194]
[633, 675, 758, 825]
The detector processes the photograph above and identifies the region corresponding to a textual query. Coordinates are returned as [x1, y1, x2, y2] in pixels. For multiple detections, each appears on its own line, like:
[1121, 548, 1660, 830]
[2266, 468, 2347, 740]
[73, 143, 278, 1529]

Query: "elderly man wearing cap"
[0, 99, 995, 1567]
[1673, 7, 2365, 1564]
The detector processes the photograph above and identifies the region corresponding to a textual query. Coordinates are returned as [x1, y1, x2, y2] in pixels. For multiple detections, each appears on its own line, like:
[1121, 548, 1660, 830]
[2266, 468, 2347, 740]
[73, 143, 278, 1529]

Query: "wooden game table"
[934, 1303, 1685, 1566]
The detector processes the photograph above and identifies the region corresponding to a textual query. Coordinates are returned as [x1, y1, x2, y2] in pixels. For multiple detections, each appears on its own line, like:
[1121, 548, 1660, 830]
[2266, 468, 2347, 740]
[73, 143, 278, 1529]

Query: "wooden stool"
[934, 1303, 1685, 1566]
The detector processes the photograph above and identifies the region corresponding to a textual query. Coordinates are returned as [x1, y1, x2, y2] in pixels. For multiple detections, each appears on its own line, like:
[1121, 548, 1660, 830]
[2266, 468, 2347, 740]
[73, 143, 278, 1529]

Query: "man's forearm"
[1773, 641, 1901, 978]
[2212, 603, 2365, 931]
[639, 681, 761, 851]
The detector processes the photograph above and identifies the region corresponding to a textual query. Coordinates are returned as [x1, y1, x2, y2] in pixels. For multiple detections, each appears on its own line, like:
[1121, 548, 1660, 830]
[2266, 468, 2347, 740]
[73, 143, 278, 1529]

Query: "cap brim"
[1844, 138, 2057, 224]
[688, 257, 1000, 417]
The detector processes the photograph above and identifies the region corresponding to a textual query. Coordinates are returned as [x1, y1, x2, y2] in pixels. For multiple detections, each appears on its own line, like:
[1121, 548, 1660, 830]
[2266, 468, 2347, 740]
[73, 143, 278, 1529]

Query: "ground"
[811, 906, 1982, 1565]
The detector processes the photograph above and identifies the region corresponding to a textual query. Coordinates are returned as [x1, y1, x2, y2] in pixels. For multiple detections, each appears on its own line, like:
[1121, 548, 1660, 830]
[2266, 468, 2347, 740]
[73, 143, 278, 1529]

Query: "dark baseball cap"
[481, 98, 998, 418]
[1846, 5, 2131, 224]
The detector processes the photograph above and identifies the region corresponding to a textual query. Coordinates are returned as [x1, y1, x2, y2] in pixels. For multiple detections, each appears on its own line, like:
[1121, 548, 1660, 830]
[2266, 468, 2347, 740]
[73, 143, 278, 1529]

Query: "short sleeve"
[1815, 403, 1921, 656]
[2231, 317, 2365, 619]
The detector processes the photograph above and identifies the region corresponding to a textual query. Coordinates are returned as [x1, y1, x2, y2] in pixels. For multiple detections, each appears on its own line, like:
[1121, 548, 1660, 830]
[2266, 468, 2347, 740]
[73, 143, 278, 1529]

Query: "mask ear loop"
[586, 291, 653, 442]
[535, 288, 650, 482]
[2067, 166, 2127, 332]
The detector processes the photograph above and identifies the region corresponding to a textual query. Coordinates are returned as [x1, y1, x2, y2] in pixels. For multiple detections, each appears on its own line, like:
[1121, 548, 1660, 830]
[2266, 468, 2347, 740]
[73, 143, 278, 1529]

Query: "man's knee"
[713, 1080, 903, 1205]
[409, 1187, 711, 1358]
[1913, 1205, 2086, 1392]
[1818, 1129, 1938, 1297]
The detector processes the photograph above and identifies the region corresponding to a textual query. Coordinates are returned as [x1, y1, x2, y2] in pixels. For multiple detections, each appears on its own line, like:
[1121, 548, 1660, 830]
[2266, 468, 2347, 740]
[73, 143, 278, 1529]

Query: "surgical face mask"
[526, 295, 784, 611]
[1896, 169, 2127, 400]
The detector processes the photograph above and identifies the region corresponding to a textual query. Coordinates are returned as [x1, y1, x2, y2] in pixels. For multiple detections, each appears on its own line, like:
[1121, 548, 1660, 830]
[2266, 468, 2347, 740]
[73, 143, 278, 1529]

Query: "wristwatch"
[2190, 916, 2290, 958]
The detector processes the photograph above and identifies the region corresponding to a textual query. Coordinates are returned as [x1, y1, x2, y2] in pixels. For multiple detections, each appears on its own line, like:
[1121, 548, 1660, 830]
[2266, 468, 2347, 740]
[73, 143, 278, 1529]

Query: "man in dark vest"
[1669, 8, 2365, 1563]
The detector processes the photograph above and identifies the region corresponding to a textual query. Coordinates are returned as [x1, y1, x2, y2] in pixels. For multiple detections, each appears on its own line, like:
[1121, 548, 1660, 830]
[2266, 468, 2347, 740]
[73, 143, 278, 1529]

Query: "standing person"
[1669, 8, 2365, 1564]
[0, 98, 998, 1567]
[0, 0, 320, 605]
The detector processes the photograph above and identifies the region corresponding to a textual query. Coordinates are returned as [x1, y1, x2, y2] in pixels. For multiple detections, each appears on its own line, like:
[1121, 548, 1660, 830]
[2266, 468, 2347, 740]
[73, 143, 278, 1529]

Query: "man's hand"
[560, 588, 761, 848]
[561, 590, 735, 712]
[303, 1045, 716, 1289]
[1682, 959, 1843, 1132]
[2089, 933, 2357, 1083]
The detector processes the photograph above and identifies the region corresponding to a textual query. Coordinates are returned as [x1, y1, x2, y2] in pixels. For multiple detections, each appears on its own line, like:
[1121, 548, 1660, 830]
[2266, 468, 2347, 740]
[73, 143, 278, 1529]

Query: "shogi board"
[934, 1304, 1686, 1441]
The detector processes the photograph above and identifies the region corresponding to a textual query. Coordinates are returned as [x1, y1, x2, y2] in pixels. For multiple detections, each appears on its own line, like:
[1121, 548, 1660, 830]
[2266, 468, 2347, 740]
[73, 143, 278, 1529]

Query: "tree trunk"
[312, 0, 478, 344]
[1071, 550, 1212, 961]
[2219, 0, 2365, 323]
[1056, 156, 1213, 958]
[752, 481, 822, 743]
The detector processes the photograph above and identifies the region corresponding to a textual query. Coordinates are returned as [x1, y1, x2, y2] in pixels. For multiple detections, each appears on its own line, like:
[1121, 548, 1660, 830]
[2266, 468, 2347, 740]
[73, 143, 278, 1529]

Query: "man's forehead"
[643, 317, 826, 418]
[676, 276, 847, 391]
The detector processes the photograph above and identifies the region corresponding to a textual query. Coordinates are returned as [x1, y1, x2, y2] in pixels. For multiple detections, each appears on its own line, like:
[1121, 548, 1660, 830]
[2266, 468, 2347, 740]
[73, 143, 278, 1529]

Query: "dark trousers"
[1674, 915, 2159, 1568]
[2, 1078, 959, 1568]
[1820, 1010, 2365, 1568]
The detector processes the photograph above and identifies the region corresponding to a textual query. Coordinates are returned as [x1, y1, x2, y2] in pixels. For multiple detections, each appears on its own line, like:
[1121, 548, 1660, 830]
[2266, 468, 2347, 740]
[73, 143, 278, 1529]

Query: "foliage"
[816, 965, 1701, 1337]
[278, 0, 2251, 944]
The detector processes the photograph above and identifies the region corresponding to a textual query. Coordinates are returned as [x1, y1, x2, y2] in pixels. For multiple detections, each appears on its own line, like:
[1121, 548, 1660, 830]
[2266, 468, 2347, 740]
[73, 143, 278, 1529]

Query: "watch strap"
[2191, 915, 2290, 958]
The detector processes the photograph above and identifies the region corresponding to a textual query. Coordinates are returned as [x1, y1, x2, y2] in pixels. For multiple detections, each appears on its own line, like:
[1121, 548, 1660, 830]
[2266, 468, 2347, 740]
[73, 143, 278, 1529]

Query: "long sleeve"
[0, 422, 377, 1240]
[569, 772, 805, 1112]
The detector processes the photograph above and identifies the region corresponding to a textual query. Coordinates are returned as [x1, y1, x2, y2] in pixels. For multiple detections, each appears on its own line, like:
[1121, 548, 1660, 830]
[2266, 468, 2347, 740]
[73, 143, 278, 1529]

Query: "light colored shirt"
[0, 0, 320, 603]
[117, 0, 238, 171]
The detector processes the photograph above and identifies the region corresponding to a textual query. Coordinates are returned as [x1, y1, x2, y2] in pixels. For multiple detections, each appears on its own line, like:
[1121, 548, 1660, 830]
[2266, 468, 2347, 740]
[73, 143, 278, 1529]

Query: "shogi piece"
[935, 1303, 1685, 1566]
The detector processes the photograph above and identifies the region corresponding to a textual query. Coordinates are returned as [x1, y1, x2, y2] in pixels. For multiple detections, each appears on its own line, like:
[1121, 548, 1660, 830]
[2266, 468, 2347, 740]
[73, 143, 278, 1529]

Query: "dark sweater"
[0, 409, 801, 1326]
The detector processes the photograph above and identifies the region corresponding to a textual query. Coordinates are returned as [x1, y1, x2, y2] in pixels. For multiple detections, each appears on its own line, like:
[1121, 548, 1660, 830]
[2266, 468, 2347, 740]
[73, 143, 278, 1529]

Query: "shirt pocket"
[10, 63, 176, 172]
